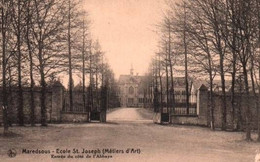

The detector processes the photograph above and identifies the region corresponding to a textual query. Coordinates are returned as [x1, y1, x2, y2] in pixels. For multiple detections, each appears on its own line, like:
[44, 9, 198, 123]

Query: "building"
[118, 67, 149, 107]
[118, 67, 197, 108]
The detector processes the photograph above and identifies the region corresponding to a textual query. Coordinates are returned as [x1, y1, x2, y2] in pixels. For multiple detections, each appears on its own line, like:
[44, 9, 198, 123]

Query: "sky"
[83, 0, 168, 79]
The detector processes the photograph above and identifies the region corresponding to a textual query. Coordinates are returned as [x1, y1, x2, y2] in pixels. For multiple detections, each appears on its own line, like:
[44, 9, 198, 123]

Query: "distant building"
[118, 67, 148, 107]
[118, 67, 197, 108]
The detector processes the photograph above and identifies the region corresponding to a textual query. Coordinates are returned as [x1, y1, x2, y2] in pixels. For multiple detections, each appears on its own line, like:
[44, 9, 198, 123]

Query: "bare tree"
[162, 14, 175, 120]
[181, 0, 218, 129]
[31, 0, 67, 126]
[67, 0, 74, 111]
[170, 1, 190, 115]
[255, 0, 260, 141]
[235, 0, 256, 141]
[222, 0, 240, 130]
[24, 0, 36, 126]
[0, 0, 13, 134]
[82, 19, 87, 112]
[11, 0, 25, 126]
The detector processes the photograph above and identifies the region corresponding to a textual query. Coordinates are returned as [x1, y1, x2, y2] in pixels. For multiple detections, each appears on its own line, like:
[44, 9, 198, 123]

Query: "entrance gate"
[62, 86, 108, 123]
[153, 86, 197, 124]
[90, 86, 107, 123]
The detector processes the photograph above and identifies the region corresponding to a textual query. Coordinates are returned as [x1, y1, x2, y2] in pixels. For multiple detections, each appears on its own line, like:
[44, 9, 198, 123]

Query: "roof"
[199, 84, 208, 91]
[160, 76, 196, 89]
[119, 75, 200, 90]
[118, 75, 144, 84]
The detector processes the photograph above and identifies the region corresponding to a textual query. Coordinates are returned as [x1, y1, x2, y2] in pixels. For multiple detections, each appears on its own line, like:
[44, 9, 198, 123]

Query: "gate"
[62, 85, 108, 123]
[153, 87, 197, 124]
[89, 86, 107, 123]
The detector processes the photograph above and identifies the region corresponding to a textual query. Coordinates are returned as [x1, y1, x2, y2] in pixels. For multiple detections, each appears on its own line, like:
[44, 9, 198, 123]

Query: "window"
[128, 98, 134, 104]
[129, 86, 134, 94]
[175, 91, 180, 95]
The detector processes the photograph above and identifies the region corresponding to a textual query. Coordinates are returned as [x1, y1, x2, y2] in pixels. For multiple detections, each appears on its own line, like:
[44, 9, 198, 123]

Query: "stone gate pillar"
[0, 107, 2, 126]
[153, 86, 159, 113]
[100, 86, 107, 123]
[197, 84, 208, 126]
[51, 81, 64, 122]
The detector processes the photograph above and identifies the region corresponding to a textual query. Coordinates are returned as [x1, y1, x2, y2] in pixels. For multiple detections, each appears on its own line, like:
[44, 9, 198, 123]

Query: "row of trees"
[0, 0, 116, 135]
[149, 0, 260, 141]
[72, 39, 119, 114]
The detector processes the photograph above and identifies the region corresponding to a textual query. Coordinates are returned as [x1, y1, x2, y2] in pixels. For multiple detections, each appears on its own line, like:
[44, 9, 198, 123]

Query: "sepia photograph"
[0, 0, 260, 161]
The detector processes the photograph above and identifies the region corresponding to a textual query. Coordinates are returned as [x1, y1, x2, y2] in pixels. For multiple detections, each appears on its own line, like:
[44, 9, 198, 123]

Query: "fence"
[159, 99, 197, 115]
[154, 84, 208, 125]
[62, 91, 88, 113]
[60, 90, 89, 122]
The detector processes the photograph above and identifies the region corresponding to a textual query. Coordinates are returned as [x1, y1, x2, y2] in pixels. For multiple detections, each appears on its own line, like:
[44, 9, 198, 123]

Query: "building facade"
[118, 68, 149, 107]
[118, 67, 197, 108]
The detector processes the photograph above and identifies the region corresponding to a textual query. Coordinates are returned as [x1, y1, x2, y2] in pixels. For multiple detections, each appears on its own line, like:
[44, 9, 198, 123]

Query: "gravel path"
[0, 108, 259, 162]
[107, 108, 152, 122]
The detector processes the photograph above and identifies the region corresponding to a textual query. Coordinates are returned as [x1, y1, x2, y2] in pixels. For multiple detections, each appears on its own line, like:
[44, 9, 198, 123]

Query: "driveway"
[0, 107, 258, 162]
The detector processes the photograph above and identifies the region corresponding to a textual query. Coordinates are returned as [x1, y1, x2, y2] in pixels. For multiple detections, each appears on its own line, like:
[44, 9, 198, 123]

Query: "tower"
[130, 64, 134, 76]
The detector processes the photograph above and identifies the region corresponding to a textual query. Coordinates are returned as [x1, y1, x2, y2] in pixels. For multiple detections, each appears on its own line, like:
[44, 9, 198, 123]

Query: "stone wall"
[171, 116, 202, 125]
[213, 93, 257, 129]
[170, 84, 260, 130]
[50, 83, 64, 122]
[0, 82, 90, 125]
[1, 88, 53, 124]
[61, 112, 89, 123]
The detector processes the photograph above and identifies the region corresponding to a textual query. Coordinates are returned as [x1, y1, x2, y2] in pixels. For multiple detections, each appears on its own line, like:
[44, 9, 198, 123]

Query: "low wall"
[61, 112, 89, 123]
[170, 84, 209, 126]
[153, 112, 161, 124]
[171, 115, 206, 126]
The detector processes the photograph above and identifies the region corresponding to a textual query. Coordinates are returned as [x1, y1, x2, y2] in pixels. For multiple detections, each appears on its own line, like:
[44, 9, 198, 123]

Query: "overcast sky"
[83, 0, 168, 79]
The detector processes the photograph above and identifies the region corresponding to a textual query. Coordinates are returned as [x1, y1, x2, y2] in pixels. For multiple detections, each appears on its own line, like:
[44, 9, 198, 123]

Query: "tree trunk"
[256, 0, 260, 142]
[158, 54, 163, 115]
[26, 0, 36, 126]
[167, 23, 175, 122]
[205, 32, 215, 130]
[229, 0, 238, 131]
[17, 0, 24, 126]
[243, 65, 252, 141]
[68, 0, 73, 112]
[237, 75, 243, 130]
[206, 39, 215, 130]
[165, 59, 169, 116]
[95, 66, 98, 110]
[220, 55, 227, 130]
[82, 20, 86, 113]
[249, 58, 258, 140]
[89, 43, 94, 112]
[7, 65, 13, 126]
[258, 62, 260, 141]
[39, 45, 47, 126]
[1, 5, 9, 135]
[209, 71, 215, 130]
[230, 59, 236, 130]
[183, 2, 189, 115]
